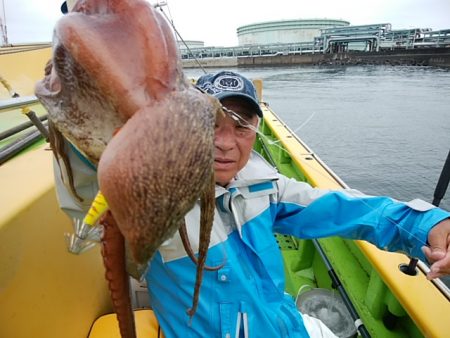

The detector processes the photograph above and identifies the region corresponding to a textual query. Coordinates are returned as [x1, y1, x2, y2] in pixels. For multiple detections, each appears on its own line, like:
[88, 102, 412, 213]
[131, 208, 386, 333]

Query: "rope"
[155, 3, 207, 74]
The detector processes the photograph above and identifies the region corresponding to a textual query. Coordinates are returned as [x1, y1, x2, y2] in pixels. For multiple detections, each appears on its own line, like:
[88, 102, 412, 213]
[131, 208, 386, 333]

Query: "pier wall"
[182, 57, 237, 68]
[181, 48, 450, 68]
[238, 48, 450, 68]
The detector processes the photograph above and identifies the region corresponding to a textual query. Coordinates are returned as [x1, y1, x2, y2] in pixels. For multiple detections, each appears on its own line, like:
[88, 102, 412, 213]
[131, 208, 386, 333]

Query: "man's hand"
[422, 218, 450, 279]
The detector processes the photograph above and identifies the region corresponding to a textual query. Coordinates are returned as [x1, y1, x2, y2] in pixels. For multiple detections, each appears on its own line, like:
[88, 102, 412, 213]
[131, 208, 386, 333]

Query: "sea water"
[185, 65, 450, 211]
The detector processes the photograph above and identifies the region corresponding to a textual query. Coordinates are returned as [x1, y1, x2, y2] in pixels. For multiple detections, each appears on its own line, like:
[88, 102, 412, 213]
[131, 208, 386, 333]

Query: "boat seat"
[88, 309, 165, 338]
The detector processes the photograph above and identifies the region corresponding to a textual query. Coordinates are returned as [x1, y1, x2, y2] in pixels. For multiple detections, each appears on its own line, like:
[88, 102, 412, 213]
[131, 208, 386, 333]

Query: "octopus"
[35, 0, 223, 337]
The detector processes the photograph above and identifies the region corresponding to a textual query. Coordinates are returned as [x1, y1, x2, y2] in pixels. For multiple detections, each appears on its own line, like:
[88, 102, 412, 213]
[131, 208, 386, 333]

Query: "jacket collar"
[215, 151, 279, 197]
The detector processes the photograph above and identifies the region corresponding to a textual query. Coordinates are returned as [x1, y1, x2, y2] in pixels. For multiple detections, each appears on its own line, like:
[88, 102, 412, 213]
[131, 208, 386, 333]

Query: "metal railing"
[0, 95, 39, 113]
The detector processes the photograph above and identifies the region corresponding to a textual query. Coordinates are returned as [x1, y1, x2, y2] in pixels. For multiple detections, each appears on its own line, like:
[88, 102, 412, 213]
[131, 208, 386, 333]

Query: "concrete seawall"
[182, 48, 450, 68]
[182, 57, 237, 68]
[239, 48, 450, 68]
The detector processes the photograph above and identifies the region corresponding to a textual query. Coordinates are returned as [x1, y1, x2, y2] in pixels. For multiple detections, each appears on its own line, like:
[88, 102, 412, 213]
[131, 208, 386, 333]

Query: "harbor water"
[185, 65, 450, 211]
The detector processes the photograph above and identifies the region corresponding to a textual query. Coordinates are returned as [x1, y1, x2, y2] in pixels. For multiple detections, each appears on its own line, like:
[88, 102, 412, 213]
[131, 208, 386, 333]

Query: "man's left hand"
[422, 218, 450, 279]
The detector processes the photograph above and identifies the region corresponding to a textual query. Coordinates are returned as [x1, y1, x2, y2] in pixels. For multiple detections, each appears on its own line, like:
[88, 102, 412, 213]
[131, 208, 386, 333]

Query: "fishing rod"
[0, 128, 44, 165]
[312, 239, 371, 338]
[0, 114, 47, 141]
[432, 148, 450, 208]
[0, 76, 49, 140]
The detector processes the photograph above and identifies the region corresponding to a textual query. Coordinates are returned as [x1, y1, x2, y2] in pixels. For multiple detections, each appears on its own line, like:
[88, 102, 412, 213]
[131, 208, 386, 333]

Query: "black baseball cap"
[196, 71, 263, 117]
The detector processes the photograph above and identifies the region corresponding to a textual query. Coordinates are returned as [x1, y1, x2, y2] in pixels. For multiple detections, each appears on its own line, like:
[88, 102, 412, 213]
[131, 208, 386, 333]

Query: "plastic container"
[296, 288, 357, 338]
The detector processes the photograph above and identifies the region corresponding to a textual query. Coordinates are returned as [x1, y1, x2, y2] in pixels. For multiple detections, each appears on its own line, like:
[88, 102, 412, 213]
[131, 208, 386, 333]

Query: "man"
[54, 71, 450, 337]
[142, 71, 450, 337]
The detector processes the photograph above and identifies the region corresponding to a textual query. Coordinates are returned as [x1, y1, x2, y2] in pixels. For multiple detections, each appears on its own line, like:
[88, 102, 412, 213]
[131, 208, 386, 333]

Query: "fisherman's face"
[214, 97, 259, 186]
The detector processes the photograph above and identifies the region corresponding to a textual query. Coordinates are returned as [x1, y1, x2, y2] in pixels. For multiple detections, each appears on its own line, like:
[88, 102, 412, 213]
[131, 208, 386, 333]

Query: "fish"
[35, 0, 223, 336]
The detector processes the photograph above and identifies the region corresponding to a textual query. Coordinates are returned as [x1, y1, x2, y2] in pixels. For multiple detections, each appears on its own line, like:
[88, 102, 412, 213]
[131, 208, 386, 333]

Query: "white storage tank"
[237, 19, 350, 45]
[177, 40, 204, 50]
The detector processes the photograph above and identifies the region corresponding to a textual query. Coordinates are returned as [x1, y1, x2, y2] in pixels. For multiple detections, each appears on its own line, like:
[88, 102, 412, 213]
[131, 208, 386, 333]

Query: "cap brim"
[215, 92, 263, 117]
[61, 2, 68, 14]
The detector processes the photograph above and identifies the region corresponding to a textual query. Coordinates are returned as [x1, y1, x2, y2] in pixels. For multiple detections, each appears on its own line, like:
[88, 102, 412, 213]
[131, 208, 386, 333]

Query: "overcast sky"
[3, 0, 450, 46]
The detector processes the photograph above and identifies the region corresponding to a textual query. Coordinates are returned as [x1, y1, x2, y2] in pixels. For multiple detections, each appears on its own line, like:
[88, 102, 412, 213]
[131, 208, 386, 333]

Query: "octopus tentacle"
[178, 221, 223, 272]
[48, 120, 83, 202]
[100, 211, 136, 338]
[187, 171, 217, 318]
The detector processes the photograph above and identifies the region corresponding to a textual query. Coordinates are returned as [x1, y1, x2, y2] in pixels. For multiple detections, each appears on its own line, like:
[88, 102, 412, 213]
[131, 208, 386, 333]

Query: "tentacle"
[187, 170, 218, 318]
[100, 211, 136, 338]
[48, 120, 83, 202]
[178, 221, 223, 271]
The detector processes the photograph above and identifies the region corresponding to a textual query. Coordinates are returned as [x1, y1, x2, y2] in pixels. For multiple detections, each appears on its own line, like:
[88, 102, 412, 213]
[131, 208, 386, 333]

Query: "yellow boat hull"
[1, 44, 449, 338]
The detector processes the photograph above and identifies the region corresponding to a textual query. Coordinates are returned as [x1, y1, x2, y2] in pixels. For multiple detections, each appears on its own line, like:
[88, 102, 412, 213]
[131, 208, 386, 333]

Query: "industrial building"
[177, 40, 204, 50]
[178, 19, 450, 60]
[237, 19, 350, 45]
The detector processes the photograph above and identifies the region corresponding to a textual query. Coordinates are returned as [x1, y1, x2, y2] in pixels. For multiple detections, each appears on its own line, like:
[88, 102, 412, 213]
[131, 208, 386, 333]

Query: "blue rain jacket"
[145, 152, 450, 338]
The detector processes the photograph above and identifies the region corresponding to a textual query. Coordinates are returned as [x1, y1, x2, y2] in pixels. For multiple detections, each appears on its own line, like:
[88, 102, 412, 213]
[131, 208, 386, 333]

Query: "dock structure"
[180, 41, 318, 59]
[381, 28, 432, 49]
[417, 29, 450, 48]
[319, 23, 392, 53]
[179, 24, 450, 60]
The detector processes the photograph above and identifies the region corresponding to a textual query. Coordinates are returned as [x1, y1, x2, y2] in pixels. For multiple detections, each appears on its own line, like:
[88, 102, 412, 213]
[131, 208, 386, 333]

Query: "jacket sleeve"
[53, 139, 99, 220]
[273, 176, 450, 260]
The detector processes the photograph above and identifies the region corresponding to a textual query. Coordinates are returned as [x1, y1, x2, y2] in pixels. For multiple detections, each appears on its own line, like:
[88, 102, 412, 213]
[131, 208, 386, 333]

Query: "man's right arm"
[274, 175, 450, 262]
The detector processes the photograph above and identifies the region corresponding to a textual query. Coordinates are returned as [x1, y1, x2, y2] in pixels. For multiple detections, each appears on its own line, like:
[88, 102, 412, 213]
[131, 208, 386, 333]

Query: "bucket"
[296, 288, 357, 338]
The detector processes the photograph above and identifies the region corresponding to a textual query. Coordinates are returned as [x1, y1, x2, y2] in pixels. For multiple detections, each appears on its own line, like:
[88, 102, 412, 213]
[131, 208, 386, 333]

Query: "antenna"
[153, 1, 168, 9]
[0, 0, 8, 46]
